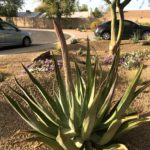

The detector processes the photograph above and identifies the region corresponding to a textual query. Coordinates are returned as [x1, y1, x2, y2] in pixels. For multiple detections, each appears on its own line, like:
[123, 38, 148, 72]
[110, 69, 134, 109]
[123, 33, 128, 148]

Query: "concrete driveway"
[0, 29, 94, 55]
[0, 29, 71, 55]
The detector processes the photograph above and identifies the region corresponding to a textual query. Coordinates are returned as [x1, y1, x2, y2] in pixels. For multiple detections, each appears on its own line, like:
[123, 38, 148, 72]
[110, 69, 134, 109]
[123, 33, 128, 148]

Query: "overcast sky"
[21, 0, 150, 12]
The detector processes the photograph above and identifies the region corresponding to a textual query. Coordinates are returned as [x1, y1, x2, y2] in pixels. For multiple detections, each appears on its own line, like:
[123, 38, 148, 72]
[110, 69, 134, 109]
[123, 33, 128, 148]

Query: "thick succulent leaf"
[105, 65, 143, 125]
[81, 104, 97, 140]
[81, 75, 103, 141]
[81, 38, 94, 119]
[105, 100, 120, 122]
[10, 84, 63, 127]
[86, 38, 92, 83]
[56, 130, 78, 150]
[14, 78, 60, 129]
[121, 114, 139, 123]
[3, 92, 57, 138]
[53, 56, 70, 118]
[98, 49, 119, 103]
[14, 131, 63, 150]
[81, 79, 107, 138]
[103, 143, 128, 150]
[87, 76, 96, 109]
[74, 85, 83, 126]
[109, 80, 150, 124]
[96, 119, 122, 145]
[74, 137, 84, 148]
[94, 57, 103, 84]
[133, 80, 150, 99]
[80, 62, 97, 122]
[82, 57, 117, 136]
[81, 81, 93, 121]
[22, 64, 66, 121]
[96, 75, 117, 127]
[69, 93, 78, 134]
[26, 131, 63, 150]
[74, 61, 85, 105]
[115, 117, 150, 138]
[92, 49, 120, 120]
[85, 141, 93, 150]
[115, 65, 143, 116]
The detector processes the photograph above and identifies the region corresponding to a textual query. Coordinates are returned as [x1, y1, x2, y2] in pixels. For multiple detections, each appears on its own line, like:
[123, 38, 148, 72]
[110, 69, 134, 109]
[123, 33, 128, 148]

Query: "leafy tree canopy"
[0, 0, 24, 17]
[93, 7, 103, 18]
[41, 0, 76, 18]
[78, 4, 88, 11]
[34, 3, 49, 13]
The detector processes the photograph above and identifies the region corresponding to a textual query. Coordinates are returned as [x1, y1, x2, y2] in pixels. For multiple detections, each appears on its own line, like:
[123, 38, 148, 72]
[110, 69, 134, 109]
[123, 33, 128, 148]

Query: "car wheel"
[23, 37, 31, 47]
[142, 31, 150, 40]
[102, 32, 110, 40]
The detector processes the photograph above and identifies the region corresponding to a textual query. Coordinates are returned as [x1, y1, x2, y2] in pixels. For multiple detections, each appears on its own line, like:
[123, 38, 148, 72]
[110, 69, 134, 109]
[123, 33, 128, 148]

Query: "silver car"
[0, 20, 32, 47]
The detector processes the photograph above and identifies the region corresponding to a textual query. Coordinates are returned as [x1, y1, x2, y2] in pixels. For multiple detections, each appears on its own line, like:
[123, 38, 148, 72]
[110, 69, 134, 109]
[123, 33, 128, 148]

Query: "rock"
[33, 51, 52, 62]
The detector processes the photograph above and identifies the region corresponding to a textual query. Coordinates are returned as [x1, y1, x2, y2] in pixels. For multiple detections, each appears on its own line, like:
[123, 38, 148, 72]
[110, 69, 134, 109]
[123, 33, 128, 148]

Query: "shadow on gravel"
[0, 101, 28, 138]
[120, 112, 150, 150]
[0, 44, 43, 51]
[0, 44, 52, 55]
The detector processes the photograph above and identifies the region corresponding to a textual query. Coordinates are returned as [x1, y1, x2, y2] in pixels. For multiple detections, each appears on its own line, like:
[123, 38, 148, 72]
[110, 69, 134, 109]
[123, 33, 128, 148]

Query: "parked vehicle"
[95, 20, 150, 40]
[0, 20, 32, 47]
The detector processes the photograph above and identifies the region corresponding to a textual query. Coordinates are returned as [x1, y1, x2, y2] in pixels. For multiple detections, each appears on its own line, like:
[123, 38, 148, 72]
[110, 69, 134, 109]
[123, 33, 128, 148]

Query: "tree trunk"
[117, 6, 124, 43]
[53, 18, 73, 93]
[109, 2, 117, 54]
[112, 1, 125, 54]
[108, 0, 126, 54]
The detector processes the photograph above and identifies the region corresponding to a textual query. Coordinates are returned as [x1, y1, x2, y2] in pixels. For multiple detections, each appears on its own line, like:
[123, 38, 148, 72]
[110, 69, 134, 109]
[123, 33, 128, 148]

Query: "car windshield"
[1, 21, 19, 31]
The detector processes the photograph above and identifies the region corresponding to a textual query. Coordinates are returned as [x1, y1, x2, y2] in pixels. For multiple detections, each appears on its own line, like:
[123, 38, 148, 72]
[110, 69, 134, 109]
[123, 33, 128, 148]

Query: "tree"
[41, 0, 76, 19]
[0, 0, 24, 17]
[104, 0, 131, 54]
[79, 4, 88, 11]
[40, 0, 76, 91]
[34, 3, 49, 13]
[93, 7, 103, 18]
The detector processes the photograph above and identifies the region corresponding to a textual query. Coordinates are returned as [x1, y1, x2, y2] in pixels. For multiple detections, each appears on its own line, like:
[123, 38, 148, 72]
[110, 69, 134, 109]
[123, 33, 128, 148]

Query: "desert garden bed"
[0, 40, 150, 150]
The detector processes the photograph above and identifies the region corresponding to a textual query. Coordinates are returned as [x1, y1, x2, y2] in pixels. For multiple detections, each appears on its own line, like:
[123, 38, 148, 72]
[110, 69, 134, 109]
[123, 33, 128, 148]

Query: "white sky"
[21, 0, 150, 12]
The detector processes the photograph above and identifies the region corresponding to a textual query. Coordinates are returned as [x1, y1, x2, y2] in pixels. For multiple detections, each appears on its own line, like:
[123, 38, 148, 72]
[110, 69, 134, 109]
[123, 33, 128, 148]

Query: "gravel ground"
[0, 40, 150, 150]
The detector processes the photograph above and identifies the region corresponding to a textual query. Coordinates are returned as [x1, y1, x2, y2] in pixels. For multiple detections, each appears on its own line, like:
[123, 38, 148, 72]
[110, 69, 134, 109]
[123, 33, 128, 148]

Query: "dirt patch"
[0, 40, 150, 150]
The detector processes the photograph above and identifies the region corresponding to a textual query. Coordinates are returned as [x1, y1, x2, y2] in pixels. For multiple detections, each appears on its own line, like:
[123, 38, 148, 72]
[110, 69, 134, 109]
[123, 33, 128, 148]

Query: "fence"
[0, 17, 94, 29]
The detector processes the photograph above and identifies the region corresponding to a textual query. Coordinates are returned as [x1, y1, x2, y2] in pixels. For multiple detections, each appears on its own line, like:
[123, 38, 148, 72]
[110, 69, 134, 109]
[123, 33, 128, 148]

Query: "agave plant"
[3, 40, 150, 150]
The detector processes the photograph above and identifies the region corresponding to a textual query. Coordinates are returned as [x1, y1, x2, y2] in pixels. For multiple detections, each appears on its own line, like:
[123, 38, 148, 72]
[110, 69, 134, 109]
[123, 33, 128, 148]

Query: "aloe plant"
[3, 40, 150, 150]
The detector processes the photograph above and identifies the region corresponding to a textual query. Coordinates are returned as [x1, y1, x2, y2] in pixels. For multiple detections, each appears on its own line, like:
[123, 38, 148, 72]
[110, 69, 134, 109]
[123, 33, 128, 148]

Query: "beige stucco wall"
[101, 10, 150, 25]
[0, 17, 93, 29]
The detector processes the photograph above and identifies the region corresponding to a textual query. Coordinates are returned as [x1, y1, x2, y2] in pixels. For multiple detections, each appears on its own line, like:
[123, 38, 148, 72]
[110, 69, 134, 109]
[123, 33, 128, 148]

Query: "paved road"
[0, 29, 70, 55]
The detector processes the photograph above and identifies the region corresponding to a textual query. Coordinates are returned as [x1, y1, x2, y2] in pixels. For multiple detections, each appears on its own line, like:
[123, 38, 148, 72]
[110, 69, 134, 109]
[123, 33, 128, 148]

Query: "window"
[124, 21, 138, 28]
[0, 23, 3, 30]
[124, 21, 132, 27]
[1, 22, 16, 31]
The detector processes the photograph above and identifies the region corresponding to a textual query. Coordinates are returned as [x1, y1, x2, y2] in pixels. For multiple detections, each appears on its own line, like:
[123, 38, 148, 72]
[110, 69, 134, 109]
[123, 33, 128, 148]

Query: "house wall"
[101, 10, 150, 25]
[0, 17, 93, 29]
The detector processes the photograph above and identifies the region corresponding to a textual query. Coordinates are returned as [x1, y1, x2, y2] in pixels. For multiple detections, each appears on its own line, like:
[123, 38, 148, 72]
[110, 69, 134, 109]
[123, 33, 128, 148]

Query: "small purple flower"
[103, 55, 115, 64]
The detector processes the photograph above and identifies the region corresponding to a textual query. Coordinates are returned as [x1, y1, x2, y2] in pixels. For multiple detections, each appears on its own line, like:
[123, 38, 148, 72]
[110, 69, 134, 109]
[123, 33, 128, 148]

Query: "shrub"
[55, 42, 61, 51]
[0, 73, 5, 82]
[142, 41, 150, 45]
[90, 20, 102, 31]
[70, 38, 79, 44]
[77, 24, 87, 32]
[26, 59, 62, 73]
[130, 31, 140, 44]
[103, 50, 150, 69]
[142, 36, 150, 45]
[93, 8, 103, 18]
[3, 41, 150, 150]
